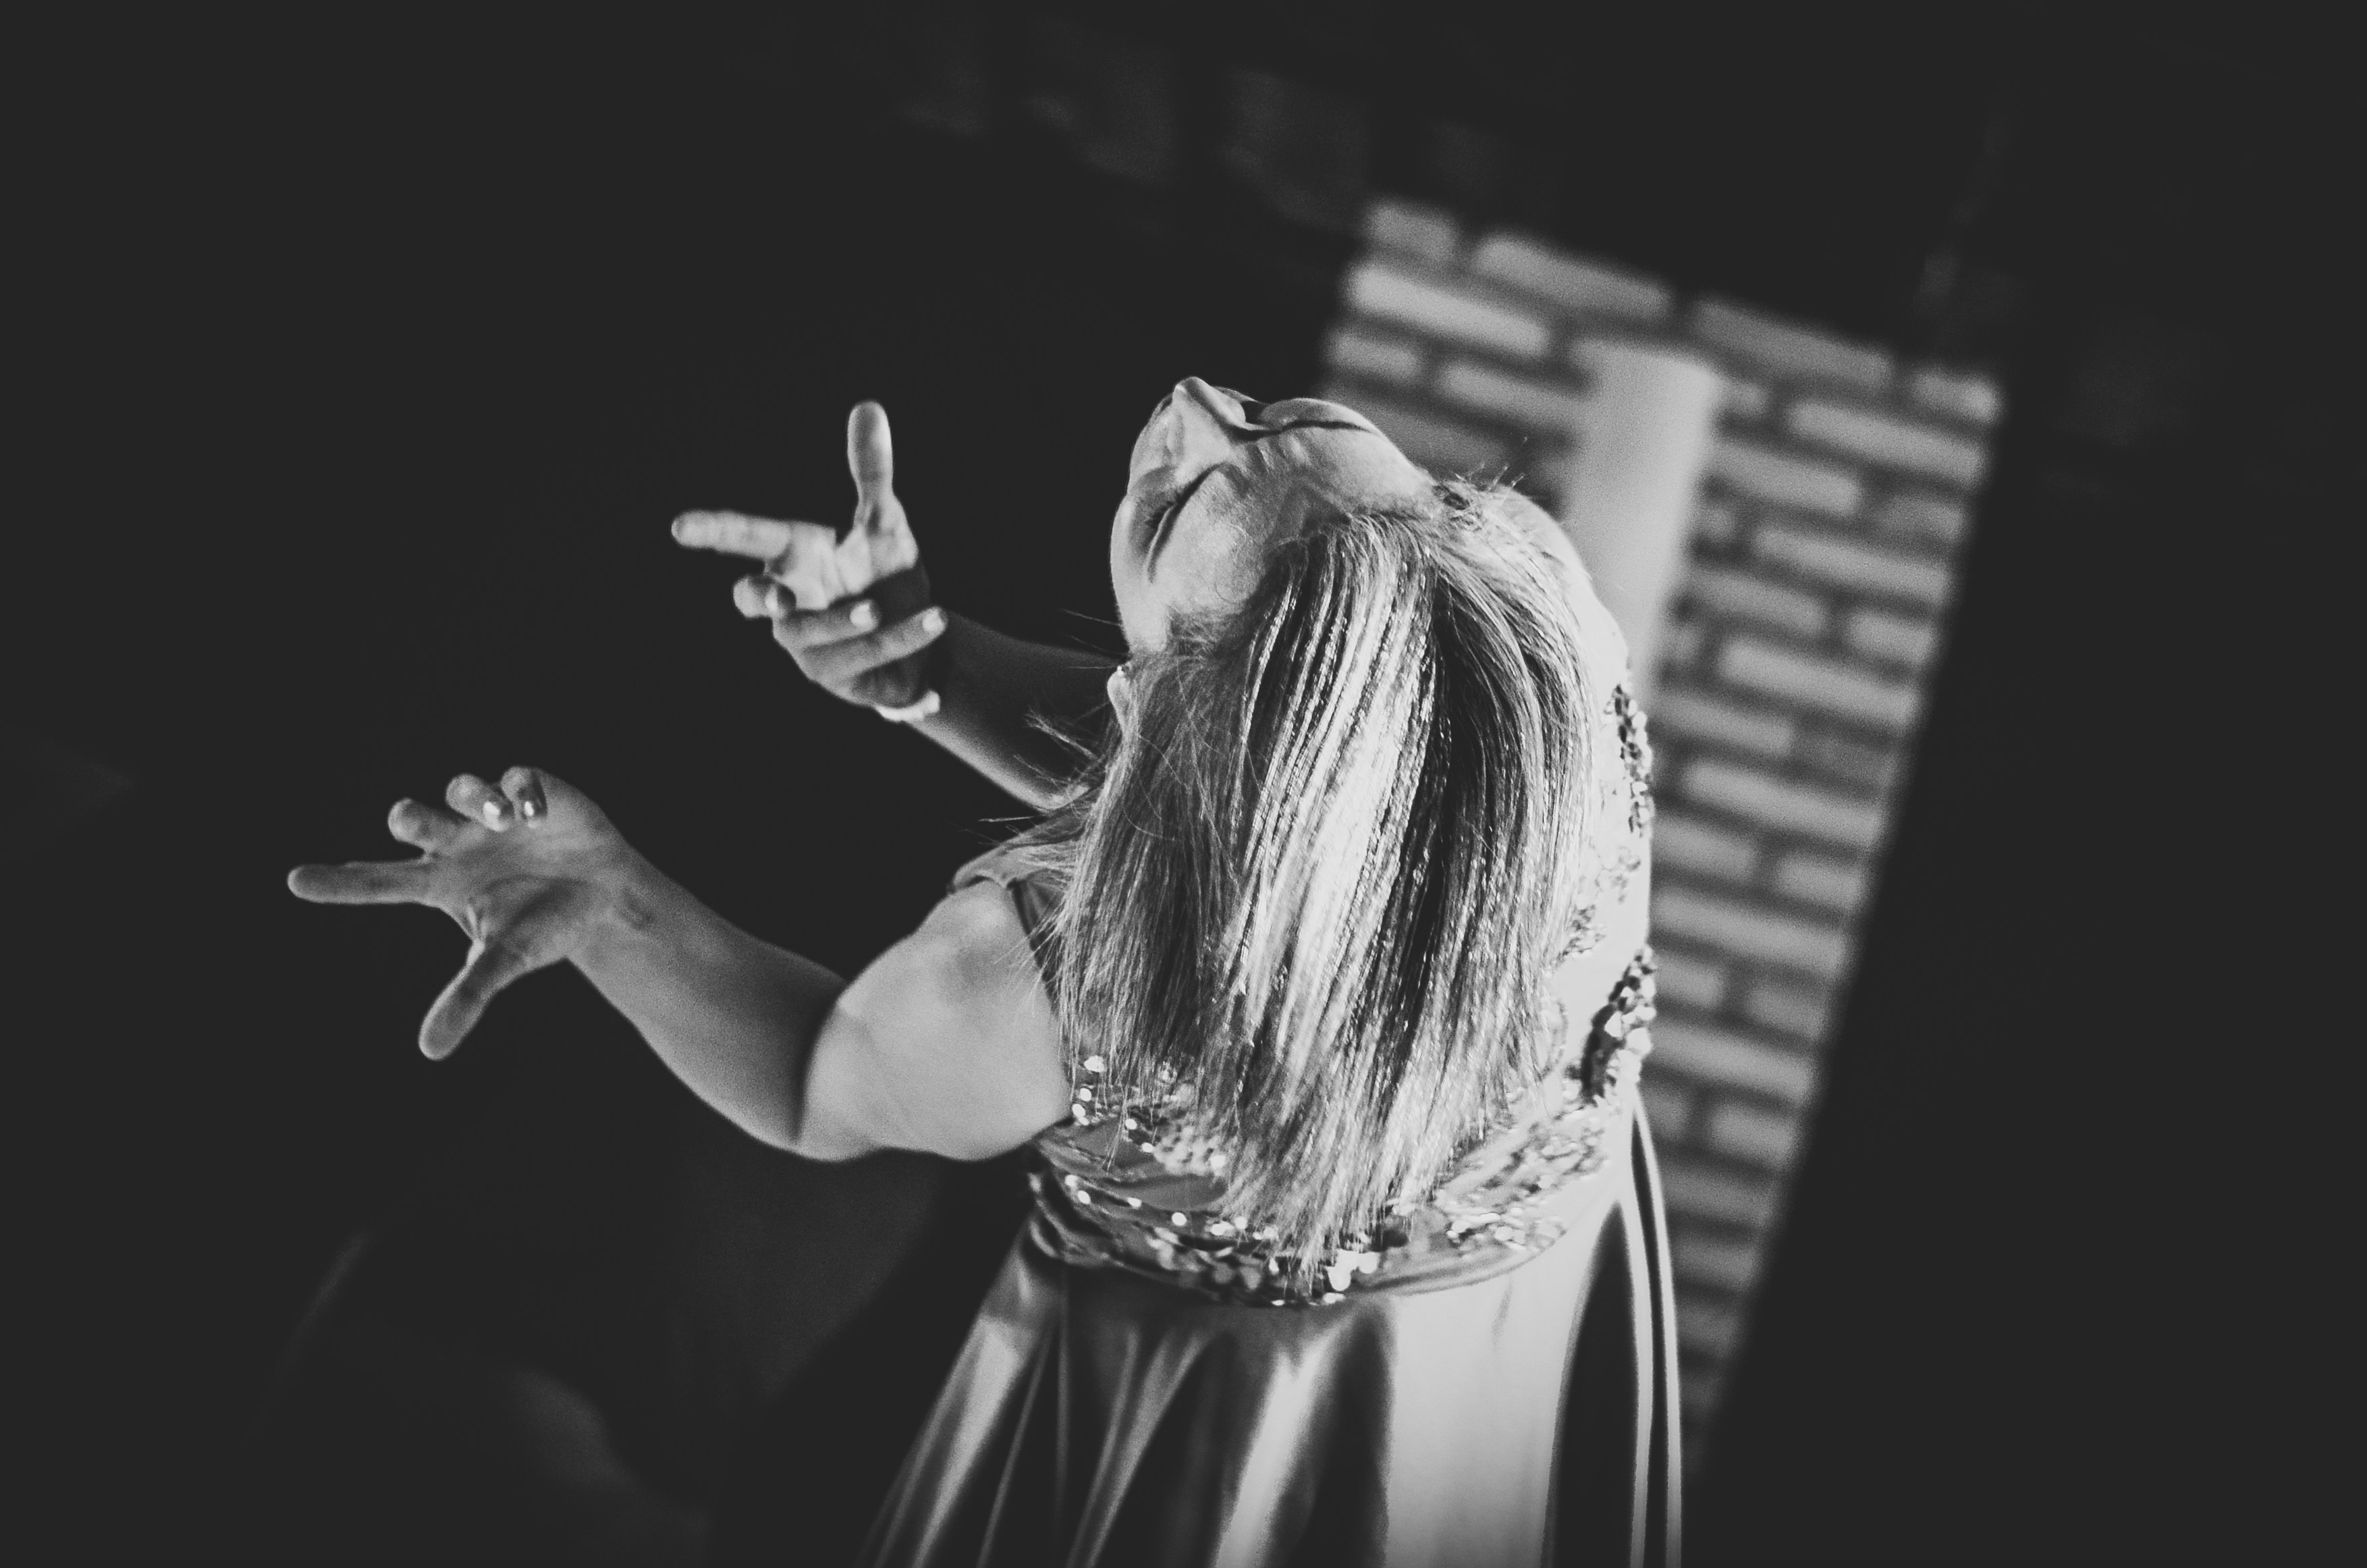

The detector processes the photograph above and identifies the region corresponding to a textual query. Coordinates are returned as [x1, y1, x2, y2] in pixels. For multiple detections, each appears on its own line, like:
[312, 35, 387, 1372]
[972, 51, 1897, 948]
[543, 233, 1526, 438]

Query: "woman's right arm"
[905, 615, 1113, 810]
[672, 402, 1115, 811]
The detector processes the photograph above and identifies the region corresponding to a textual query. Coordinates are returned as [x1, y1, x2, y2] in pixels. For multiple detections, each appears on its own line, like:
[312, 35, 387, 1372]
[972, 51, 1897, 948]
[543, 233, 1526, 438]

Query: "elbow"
[779, 1125, 881, 1164]
[730, 1102, 879, 1164]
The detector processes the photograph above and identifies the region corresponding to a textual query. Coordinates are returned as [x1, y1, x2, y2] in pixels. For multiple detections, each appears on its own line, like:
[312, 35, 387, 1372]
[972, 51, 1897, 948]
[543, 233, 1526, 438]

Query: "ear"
[1106, 665, 1137, 732]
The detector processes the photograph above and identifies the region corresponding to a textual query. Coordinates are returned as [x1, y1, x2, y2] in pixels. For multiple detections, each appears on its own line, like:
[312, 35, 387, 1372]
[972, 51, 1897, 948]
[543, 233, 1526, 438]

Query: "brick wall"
[1319, 198, 2001, 1469]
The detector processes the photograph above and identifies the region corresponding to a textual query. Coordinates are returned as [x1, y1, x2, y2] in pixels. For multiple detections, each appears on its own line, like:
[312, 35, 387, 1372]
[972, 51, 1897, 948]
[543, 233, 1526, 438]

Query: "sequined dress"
[856, 690, 1680, 1567]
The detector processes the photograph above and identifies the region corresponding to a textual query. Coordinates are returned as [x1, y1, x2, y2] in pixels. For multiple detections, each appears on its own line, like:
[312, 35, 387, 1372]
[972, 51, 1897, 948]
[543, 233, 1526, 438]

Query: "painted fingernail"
[921, 607, 946, 635]
[849, 600, 879, 630]
[481, 799, 509, 826]
[516, 794, 542, 819]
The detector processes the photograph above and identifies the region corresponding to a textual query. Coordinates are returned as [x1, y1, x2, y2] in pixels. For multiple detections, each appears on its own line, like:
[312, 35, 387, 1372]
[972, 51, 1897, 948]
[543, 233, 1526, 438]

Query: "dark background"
[5, 5, 2339, 1562]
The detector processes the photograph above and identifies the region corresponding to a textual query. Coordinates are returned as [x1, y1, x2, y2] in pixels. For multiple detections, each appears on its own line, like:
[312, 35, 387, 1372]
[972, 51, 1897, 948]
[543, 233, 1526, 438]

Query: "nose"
[1175, 377, 1245, 425]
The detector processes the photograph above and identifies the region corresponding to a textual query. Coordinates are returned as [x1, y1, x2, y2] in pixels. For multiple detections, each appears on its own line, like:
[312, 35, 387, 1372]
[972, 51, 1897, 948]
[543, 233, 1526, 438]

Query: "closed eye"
[1144, 468, 1218, 570]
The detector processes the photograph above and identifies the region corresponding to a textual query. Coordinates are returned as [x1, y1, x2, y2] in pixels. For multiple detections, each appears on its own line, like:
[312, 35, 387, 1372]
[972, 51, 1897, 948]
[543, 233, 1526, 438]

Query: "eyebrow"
[1145, 418, 1380, 572]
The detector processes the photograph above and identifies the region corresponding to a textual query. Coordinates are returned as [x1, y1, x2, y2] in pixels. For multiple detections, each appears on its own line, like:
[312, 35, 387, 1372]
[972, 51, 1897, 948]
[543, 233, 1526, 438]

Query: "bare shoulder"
[908, 878, 1042, 984]
[811, 880, 1070, 1160]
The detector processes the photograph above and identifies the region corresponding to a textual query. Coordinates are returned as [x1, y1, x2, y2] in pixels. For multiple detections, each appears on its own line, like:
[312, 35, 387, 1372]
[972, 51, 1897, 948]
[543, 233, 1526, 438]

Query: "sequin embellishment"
[1034, 948, 1660, 1307]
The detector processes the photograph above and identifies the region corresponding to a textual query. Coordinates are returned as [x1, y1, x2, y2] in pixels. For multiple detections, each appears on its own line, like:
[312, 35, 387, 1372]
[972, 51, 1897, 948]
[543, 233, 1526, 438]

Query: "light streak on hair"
[1008, 480, 1600, 1291]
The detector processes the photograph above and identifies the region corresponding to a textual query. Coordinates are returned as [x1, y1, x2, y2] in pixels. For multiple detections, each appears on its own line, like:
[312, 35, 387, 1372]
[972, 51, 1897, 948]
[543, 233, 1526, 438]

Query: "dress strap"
[950, 844, 1058, 981]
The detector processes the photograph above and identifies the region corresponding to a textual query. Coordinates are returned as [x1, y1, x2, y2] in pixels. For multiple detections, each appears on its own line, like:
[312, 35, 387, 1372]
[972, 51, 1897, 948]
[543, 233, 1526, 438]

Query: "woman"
[292, 379, 1679, 1565]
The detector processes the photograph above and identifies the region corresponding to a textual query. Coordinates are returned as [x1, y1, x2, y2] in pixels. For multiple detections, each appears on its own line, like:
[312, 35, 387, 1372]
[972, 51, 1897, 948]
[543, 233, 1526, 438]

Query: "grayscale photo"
[7, 5, 2330, 1564]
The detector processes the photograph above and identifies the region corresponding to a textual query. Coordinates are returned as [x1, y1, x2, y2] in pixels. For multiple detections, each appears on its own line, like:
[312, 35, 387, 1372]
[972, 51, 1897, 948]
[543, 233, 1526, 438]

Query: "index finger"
[672, 510, 827, 562]
[288, 859, 431, 904]
[847, 402, 894, 510]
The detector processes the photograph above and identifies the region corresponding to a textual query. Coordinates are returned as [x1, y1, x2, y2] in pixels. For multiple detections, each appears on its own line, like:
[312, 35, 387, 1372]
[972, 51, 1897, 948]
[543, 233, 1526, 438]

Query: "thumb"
[847, 401, 897, 527]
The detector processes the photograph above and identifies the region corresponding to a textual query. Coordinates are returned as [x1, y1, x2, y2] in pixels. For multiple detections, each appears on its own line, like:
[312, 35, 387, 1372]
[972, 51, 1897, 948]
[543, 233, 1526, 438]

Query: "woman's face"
[1110, 378, 1430, 655]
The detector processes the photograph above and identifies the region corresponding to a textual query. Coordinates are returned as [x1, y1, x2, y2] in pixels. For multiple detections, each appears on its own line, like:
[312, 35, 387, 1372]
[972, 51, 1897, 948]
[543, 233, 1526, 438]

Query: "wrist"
[578, 844, 680, 970]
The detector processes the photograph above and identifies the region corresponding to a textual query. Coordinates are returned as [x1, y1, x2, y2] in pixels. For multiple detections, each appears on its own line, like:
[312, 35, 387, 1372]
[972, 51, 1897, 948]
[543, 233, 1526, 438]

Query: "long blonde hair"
[1016, 479, 1602, 1287]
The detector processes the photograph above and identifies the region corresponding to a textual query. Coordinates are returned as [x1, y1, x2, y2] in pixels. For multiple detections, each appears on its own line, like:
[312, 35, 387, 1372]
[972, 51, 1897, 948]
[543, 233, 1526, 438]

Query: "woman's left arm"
[577, 861, 1070, 1161]
[290, 767, 1070, 1163]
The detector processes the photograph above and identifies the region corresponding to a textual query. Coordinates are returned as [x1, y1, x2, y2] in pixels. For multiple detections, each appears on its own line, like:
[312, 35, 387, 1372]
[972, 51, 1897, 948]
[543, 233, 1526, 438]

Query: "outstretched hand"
[287, 768, 640, 1060]
[671, 401, 948, 709]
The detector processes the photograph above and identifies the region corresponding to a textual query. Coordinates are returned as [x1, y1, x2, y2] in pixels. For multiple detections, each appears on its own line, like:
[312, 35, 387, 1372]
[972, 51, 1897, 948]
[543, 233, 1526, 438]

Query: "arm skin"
[574, 850, 1072, 1163]
[903, 613, 1117, 811]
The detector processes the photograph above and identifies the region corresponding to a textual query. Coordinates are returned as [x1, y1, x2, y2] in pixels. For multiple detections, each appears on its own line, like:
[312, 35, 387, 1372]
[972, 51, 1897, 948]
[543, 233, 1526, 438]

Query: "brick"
[1741, 979, 1832, 1042]
[1654, 811, 1762, 883]
[1025, 20, 1179, 182]
[1683, 564, 1830, 640]
[1653, 886, 1850, 981]
[1681, 1368, 1727, 1424]
[1639, 1077, 1696, 1142]
[1906, 364, 2004, 427]
[1653, 1016, 1818, 1104]
[1751, 522, 1952, 606]
[1768, 849, 1870, 913]
[1319, 385, 1513, 477]
[1785, 399, 1989, 487]
[1843, 607, 1938, 670]
[1693, 497, 1743, 547]
[1434, 356, 1592, 431]
[1795, 730, 1898, 794]
[1672, 1230, 1760, 1293]
[1342, 260, 1553, 360]
[1363, 196, 1463, 270]
[1681, 759, 1884, 848]
[1678, 1294, 1744, 1356]
[1648, 685, 1797, 759]
[1651, 947, 1731, 1012]
[1220, 70, 1368, 232]
[1722, 377, 1774, 425]
[1691, 298, 1895, 391]
[1718, 637, 1920, 732]
[1659, 617, 1708, 676]
[1324, 325, 1427, 387]
[1707, 437, 1863, 518]
[1708, 1100, 1803, 1170]
[1658, 1155, 1778, 1227]
[1470, 232, 1675, 322]
[1870, 489, 1970, 547]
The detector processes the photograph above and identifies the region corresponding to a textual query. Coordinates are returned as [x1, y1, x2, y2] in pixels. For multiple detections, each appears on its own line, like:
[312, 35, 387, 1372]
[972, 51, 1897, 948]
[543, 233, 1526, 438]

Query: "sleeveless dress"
[856, 689, 1680, 1568]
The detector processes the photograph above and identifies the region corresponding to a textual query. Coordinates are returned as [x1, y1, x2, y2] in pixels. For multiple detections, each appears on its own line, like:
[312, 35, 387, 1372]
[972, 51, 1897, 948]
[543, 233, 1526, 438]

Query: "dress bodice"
[958, 684, 1658, 1308]
[1026, 950, 1656, 1305]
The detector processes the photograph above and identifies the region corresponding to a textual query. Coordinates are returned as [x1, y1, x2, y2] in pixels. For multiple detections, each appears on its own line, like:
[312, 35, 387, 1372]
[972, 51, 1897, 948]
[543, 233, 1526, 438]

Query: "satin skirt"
[856, 1114, 1681, 1568]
